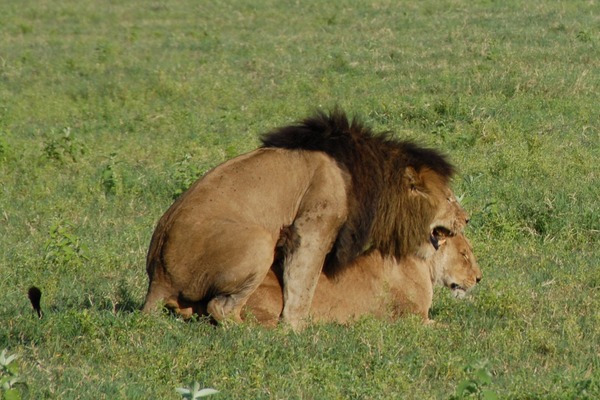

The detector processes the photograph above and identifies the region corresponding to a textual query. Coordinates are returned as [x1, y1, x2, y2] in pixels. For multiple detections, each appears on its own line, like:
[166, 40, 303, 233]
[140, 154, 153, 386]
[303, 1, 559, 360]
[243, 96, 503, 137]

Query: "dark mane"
[261, 109, 455, 271]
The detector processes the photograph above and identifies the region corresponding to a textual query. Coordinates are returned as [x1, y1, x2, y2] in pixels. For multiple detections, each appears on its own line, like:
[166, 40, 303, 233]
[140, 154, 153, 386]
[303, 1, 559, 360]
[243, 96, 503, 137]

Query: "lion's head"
[430, 233, 482, 298]
[401, 166, 469, 261]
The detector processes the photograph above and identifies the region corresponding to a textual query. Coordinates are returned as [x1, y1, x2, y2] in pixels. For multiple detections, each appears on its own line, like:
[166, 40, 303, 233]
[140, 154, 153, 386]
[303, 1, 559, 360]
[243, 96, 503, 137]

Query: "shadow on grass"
[114, 280, 143, 313]
[25, 281, 215, 327]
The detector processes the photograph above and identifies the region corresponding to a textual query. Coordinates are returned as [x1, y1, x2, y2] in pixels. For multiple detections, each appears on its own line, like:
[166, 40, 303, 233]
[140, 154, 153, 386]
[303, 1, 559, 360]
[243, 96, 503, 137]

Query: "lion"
[142, 110, 468, 330]
[243, 233, 482, 326]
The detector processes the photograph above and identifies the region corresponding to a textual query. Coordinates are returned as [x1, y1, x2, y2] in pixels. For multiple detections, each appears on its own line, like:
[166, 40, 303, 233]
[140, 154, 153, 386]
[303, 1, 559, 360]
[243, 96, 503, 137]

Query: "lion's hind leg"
[143, 279, 209, 320]
[206, 272, 264, 323]
[205, 227, 276, 324]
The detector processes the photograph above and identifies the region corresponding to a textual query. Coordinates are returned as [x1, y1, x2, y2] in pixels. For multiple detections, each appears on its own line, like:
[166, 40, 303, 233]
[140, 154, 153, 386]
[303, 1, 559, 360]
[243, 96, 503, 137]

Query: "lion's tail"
[28, 286, 43, 318]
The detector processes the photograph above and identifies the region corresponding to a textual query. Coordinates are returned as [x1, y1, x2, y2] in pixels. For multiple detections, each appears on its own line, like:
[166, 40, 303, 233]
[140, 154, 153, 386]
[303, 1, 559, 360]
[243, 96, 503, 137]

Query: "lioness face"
[433, 234, 482, 298]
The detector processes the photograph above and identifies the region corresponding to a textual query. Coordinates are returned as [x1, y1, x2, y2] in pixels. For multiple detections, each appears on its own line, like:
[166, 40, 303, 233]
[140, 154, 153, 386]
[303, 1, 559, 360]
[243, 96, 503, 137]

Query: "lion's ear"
[405, 167, 425, 195]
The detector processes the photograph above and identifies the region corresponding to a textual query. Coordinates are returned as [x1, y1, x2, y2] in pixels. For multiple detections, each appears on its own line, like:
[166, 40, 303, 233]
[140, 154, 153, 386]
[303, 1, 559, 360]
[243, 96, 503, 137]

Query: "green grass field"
[1, 0, 599, 398]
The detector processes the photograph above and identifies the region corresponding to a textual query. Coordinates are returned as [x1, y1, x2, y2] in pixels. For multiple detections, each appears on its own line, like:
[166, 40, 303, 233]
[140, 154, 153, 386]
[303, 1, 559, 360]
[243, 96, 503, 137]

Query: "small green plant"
[172, 153, 205, 199]
[176, 382, 219, 399]
[0, 349, 23, 400]
[576, 30, 592, 43]
[42, 127, 86, 163]
[44, 220, 89, 270]
[100, 152, 121, 196]
[452, 360, 498, 400]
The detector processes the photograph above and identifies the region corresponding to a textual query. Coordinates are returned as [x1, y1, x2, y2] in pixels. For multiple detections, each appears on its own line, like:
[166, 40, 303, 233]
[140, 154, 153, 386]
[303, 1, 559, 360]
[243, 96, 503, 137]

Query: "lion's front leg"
[280, 207, 345, 330]
[280, 250, 325, 330]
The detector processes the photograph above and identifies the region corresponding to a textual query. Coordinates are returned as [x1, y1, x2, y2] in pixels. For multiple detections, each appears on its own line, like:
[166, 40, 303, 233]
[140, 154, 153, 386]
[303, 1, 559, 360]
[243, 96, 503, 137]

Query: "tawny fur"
[244, 233, 482, 327]
[143, 110, 468, 329]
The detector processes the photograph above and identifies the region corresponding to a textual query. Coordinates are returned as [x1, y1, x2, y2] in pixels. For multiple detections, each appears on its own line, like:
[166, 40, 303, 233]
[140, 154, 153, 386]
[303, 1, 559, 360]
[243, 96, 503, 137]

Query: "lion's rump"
[143, 148, 349, 314]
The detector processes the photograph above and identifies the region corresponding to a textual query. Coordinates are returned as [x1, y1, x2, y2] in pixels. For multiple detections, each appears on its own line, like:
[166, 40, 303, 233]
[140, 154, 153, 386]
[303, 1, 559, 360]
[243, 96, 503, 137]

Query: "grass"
[1, 0, 599, 398]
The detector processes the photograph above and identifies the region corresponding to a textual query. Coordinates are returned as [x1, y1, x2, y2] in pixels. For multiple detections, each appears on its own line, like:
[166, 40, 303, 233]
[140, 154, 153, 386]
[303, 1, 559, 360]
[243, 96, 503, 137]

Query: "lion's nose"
[476, 276, 482, 283]
[465, 218, 470, 224]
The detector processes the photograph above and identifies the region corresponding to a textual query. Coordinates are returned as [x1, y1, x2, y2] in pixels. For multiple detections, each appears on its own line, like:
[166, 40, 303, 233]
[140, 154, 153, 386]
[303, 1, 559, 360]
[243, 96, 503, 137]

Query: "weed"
[44, 220, 89, 270]
[452, 360, 498, 400]
[42, 127, 86, 163]
[100, 152, 121, 196]
[176, 382, 219, 399]
[576, 30, 592, 43]
[0, 349, 24, 400]
[172, 153, 206, 199]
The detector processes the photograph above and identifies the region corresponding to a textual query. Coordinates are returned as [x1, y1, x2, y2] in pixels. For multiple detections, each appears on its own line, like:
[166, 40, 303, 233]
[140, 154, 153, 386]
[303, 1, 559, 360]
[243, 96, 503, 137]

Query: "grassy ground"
[1, 0, 599, 398]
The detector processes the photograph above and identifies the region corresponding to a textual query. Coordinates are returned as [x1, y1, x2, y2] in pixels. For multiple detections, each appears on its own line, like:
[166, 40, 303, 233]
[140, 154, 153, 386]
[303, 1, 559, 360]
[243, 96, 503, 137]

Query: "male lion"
[142, 110, 468, 329]
[243, 233, 482, 326]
